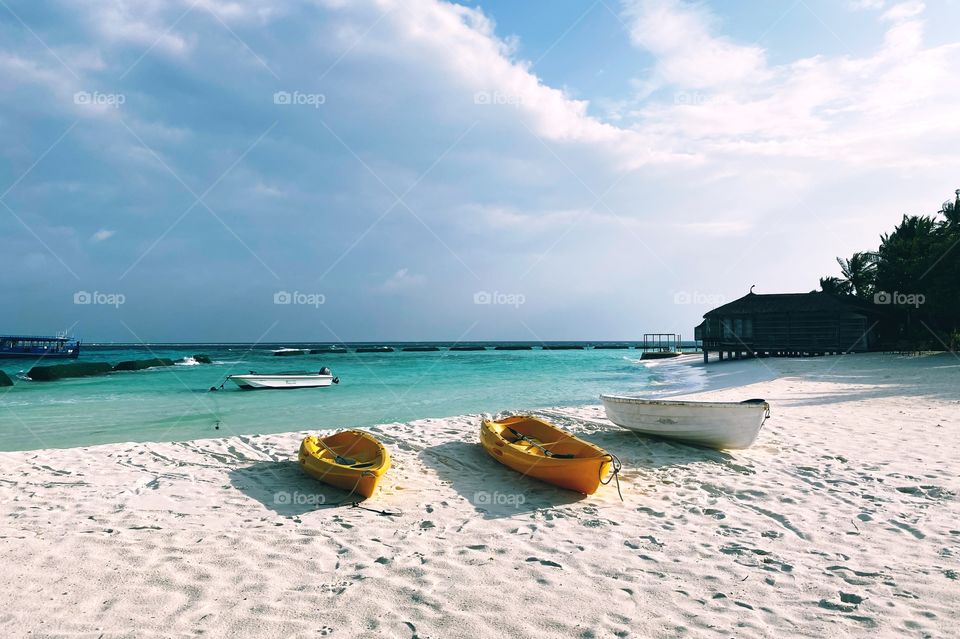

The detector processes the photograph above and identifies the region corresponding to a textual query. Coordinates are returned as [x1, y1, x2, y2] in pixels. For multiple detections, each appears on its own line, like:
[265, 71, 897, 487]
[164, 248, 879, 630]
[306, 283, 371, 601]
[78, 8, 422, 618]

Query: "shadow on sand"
[419, 440, 586, 519]
[228, 460, 361, 516]
[419, 426, 754, 519]
[583, 429, 740, 469]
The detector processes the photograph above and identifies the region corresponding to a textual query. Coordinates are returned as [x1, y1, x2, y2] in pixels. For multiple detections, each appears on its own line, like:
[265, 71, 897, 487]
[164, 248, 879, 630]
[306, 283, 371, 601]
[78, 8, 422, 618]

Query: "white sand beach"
[1, 353, 958, 638]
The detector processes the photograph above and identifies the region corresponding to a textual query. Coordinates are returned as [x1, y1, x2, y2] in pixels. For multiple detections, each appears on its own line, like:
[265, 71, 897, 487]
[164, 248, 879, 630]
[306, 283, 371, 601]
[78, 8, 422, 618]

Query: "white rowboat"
[600, 395, 770, 450]
[228, 370, 339, 390]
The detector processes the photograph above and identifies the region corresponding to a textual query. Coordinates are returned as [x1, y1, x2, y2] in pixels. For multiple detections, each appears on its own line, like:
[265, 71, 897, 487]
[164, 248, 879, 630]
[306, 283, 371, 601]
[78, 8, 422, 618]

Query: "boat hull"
[228, 374, 334, 389]
[299, 430, 390, 499]
[480, 415, 612, 495]
[600, 395, 769, 450]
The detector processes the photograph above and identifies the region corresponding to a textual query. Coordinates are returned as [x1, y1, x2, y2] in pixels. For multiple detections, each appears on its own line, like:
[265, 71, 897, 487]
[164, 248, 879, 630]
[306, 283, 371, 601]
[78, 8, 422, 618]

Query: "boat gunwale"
[600, 394, 769, 410]
[481, 416, 611, 461]
[302, 429, 390, 475]
[229, 373, 334, 380]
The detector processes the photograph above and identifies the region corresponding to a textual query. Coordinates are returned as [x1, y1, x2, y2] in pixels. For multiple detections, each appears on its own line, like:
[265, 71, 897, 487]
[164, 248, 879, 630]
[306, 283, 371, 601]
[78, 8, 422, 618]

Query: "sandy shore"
[1, 353, 958, 638]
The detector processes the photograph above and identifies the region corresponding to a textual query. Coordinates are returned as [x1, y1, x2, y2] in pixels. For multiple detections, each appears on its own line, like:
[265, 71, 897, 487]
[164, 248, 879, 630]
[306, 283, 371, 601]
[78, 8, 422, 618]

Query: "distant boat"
[227, 368, 339, 389]
[600, 395, 770, 450]
[0, 334, 80, 360]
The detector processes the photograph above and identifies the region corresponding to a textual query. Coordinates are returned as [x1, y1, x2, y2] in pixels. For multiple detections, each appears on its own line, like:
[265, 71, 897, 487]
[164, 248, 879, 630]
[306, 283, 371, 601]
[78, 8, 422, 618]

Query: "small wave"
[176, 357, 200, 366]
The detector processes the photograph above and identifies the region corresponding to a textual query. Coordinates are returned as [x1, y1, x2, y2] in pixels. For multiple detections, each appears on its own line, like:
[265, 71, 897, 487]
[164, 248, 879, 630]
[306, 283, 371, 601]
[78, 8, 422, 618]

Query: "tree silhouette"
[819, 189, 960, 349]
[836, 252, 877, 299]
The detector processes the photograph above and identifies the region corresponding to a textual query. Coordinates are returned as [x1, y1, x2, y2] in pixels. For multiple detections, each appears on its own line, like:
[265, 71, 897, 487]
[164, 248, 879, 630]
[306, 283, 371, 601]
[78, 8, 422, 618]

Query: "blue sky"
[2, 0, 959, 342]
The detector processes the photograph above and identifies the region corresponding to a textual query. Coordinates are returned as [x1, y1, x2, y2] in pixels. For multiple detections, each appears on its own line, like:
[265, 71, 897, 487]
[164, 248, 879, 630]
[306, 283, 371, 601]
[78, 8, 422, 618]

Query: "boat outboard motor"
[319, 367, 332, 375]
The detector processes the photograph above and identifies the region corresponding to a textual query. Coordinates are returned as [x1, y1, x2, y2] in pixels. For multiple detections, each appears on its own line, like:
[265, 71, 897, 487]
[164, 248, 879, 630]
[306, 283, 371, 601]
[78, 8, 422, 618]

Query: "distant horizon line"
[78, 339, 699, 346]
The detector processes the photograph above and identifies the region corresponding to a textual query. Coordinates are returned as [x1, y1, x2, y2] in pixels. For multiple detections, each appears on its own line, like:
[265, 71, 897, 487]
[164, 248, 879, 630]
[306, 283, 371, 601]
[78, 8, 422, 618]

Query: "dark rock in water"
[193, 354, 212, 364]
[593, 345, 630, 349]
[494, 345, 532, 350]
[542, 345, 585, 350]
[273, 349, 306, 356]
[402, 346, 440, 352]
[0, 370, 13, 387]
[309, 347, 347, 354]
[356, 346, 394, 353]
[113, 358, 176, 371]
[28, 362, 114, 381]
[450, 346, 487, 351]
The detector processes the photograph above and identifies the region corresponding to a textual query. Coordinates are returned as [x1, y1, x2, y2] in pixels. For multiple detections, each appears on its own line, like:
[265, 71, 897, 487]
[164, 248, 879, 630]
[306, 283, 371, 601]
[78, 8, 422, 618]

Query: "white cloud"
[849, 0, 886, 10]
[380, 268, 425, 292]
[92, 1, 192, 55]
[315, 0, 691, 170]
[620, 0, 960, 168]
[622, 0, 768, 89]
[881, 1, 926, 22]
[91, 229, 115, 242]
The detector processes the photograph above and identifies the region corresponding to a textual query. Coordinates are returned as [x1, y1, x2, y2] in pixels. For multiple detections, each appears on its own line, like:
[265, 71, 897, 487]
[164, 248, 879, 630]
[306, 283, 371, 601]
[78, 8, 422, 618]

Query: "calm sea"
[0, 343, 706, 451]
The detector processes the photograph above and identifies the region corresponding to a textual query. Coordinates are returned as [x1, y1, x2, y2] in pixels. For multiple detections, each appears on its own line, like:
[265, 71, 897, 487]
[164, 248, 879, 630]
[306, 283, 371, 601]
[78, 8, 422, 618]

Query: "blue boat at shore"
[0, 334, 81, 360]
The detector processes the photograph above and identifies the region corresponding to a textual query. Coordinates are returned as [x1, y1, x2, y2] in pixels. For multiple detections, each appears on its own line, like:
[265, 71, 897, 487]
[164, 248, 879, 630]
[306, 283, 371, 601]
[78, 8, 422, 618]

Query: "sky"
[2, 0, 959, 342]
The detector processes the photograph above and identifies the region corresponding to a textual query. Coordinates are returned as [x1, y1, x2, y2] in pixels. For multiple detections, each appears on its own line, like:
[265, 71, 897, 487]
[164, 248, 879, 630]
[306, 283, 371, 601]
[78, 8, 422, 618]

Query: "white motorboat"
[599, 395, 770, 450]
[227, 368, 339, 390]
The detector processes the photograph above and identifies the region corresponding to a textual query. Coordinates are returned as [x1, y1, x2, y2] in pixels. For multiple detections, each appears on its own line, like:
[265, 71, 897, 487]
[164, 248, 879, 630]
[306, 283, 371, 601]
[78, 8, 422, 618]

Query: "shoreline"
[0, 348, 718, 453]
[1, 352, 957, 637]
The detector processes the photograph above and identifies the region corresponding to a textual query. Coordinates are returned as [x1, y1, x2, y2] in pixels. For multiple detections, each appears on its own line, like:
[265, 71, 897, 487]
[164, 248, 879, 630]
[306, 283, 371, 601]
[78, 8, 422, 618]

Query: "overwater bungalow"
[695, 291, 880, 363]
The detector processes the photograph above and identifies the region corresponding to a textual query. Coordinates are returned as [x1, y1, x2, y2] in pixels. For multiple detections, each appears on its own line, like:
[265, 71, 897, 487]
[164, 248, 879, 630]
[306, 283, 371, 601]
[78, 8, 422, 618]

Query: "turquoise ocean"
[0, 343, 705, 452]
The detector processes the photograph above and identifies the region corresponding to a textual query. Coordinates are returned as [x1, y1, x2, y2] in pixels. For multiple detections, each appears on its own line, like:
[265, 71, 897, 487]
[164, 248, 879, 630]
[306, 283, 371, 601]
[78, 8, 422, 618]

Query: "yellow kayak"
[298, 430, 391, 499]
[480, 415, 618, 495]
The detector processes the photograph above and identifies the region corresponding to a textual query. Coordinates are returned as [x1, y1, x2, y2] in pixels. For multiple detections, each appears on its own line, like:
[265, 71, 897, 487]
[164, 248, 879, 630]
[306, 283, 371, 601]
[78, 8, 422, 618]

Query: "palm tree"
[938, 189, 960, 227]
[836, 251, 878, 299]
[819, 276, 852, 296]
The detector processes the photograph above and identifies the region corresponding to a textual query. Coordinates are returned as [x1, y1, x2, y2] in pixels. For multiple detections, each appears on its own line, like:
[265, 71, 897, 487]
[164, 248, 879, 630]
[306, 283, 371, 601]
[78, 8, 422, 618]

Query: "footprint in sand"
[826, 565, 884, 586]
[887, 518, 925, 539]
[526, 557, 562, 568]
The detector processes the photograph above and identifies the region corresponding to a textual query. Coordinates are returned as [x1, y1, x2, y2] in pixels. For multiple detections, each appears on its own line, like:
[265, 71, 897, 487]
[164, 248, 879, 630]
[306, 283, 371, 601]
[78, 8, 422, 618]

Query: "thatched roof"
[703, 292, 874, 317]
